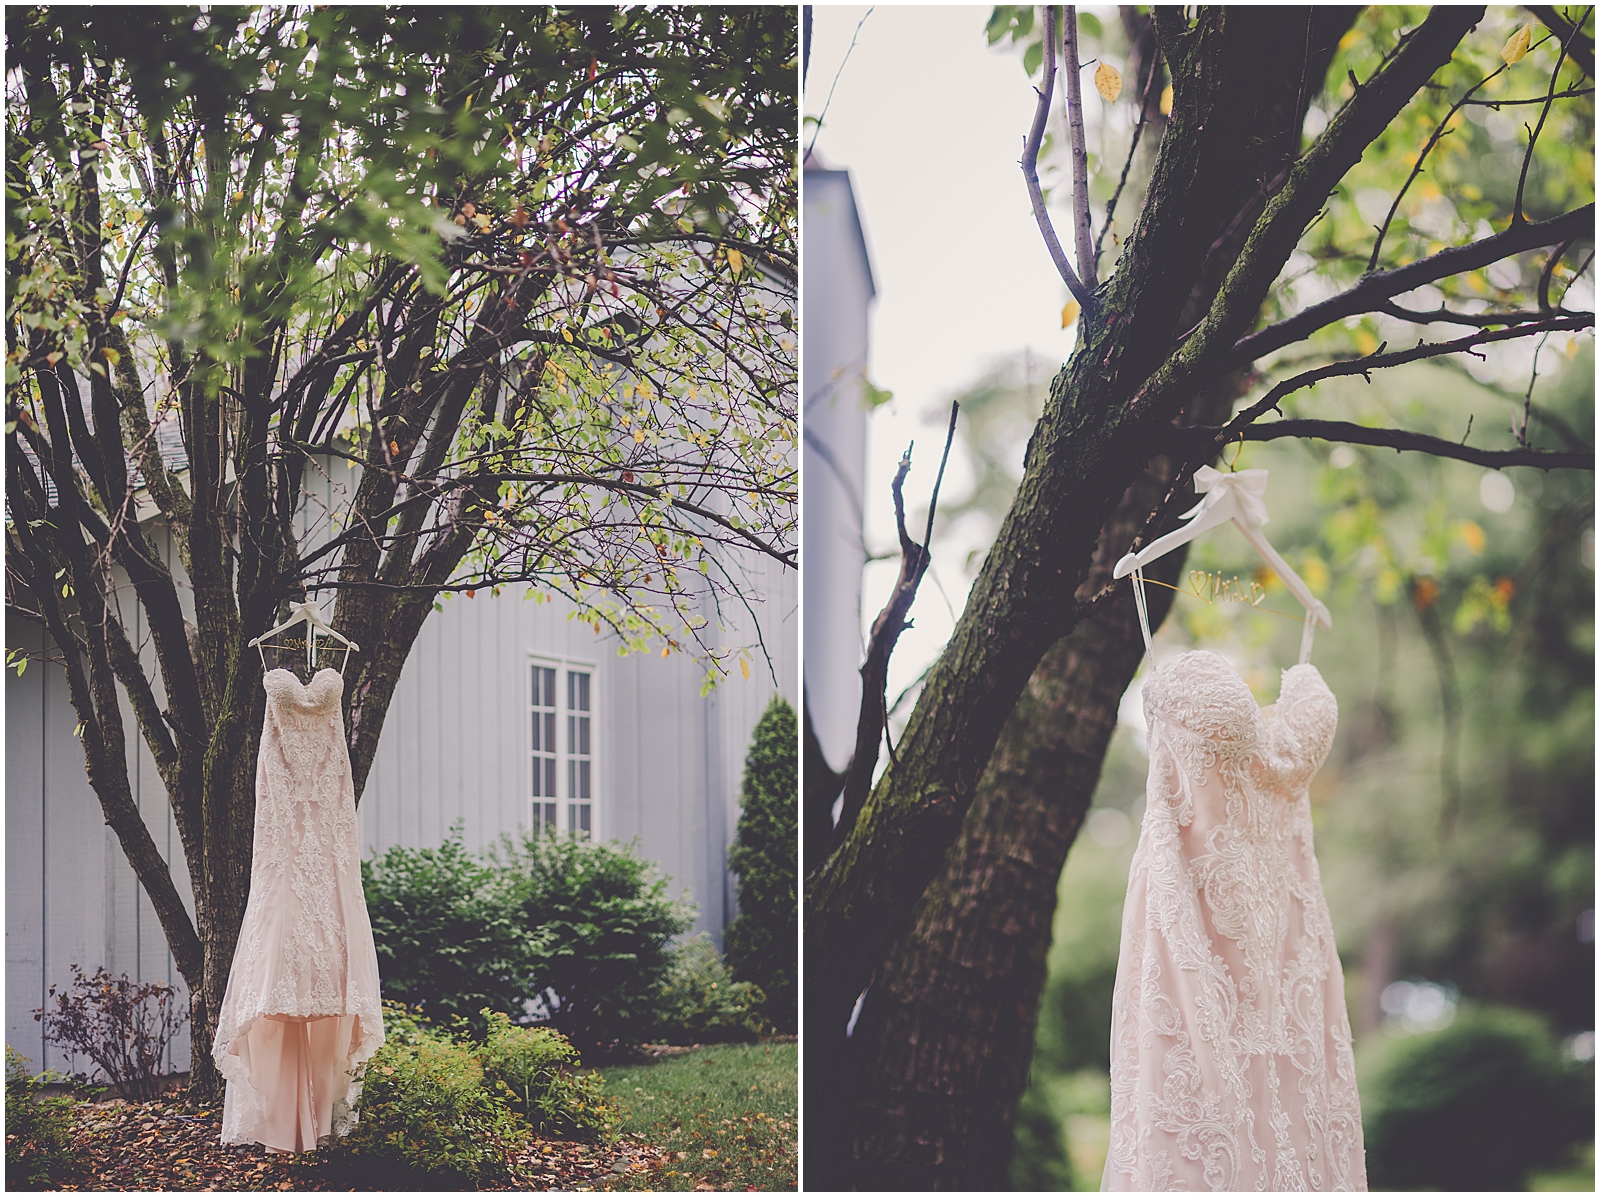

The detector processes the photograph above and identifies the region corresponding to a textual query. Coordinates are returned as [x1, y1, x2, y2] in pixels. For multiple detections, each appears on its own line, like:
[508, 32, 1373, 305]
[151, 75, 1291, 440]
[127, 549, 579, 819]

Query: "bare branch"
[1022, 6, 1092, 310]
[829, 401, 959, 854]
[1062, 6, 1096, 290]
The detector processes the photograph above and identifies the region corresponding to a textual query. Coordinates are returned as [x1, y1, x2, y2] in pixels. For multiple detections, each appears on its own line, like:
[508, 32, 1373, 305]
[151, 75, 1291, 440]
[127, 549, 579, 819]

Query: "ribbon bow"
[290, 599, 330, 629]
[1182, 465, 1272, 528]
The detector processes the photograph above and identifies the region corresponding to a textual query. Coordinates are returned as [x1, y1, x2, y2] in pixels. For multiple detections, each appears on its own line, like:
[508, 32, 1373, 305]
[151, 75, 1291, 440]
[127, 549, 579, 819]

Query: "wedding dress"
[1102, 584, 1366, 1191]
[213, 667, 384, 1152]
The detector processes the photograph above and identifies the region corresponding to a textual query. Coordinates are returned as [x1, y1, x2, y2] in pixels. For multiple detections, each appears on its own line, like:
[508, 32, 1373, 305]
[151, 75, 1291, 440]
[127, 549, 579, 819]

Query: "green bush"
[1364, 1006, 1594, 1191]
[480, 1010, 613, 1139]
[724, 696, 798, 1033]
[495, 830, 693, 1048]
[5, 1046, 77, 1191]
[363, 831, 535, 1030]
[334, 1003, 530, 1187]
[654, 933, 768, 1045]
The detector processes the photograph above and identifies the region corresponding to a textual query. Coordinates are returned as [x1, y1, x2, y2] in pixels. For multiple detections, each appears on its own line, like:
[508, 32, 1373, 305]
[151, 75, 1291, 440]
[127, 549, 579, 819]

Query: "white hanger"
[1114, 466, 1331, 661]
[249, 599, 360, 674]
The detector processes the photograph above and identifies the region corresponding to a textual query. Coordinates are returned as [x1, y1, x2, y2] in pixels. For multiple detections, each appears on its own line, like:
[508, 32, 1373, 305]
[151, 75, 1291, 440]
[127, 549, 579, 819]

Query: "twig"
[1094, 41, 1161, 272]
[804, 6, 875, 162]
[1537, 236, 1576, 313]
[1021, 6, 1092, 311]
[1515, 12, 1589, 223]
[1526, 4, 1596, 76]
[1062, 6, 1096, 291]
[1518, 330, 1552, 446]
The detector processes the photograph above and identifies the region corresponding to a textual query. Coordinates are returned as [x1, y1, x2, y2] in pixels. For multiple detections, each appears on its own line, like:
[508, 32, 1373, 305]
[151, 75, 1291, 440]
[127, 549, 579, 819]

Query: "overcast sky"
[805, 5, 1087, 709]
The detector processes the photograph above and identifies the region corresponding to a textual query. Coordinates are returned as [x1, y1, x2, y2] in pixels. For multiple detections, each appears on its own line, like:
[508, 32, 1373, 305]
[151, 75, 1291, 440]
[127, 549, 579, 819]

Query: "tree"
[5, 5, 796, 1098]
[725, 695, 799, 1033]
[804, 5, 1592, 1186]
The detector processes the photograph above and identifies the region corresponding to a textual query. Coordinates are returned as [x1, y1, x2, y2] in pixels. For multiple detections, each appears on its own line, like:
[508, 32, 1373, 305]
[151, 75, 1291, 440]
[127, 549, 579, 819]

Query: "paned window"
[531, 664, 558, 834]
[567, 670, 592, 838]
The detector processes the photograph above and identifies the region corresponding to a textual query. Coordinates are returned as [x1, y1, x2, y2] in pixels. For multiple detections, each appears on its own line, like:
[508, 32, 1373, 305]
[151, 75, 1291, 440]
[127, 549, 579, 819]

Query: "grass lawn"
[597, 1041, 796, 1192]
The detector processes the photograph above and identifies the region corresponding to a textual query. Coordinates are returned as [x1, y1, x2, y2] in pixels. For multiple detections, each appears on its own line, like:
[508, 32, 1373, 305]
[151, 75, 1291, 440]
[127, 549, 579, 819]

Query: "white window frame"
[529, 657, 561, 837]
[528, 654, 600, 841]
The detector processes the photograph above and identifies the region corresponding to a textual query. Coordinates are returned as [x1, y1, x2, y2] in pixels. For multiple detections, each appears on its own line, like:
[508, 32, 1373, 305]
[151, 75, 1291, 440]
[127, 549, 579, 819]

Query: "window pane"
[579, 760, 591, 801]
[579, 804, 591, 835]
[544, 803, 557, 832]
[577, 673, 590, 712]
[578, 716, 590, 757]
[567, 669, 575, 711]
[544, 712, 556, 752]
[543, 667, 555, 704]
[568, 759, 576, 803]
[545, 758, 557, 798]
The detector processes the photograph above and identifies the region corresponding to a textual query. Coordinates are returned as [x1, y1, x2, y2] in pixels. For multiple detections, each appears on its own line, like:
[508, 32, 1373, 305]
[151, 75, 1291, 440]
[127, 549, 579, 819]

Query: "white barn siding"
[7, 540, 795, 1069]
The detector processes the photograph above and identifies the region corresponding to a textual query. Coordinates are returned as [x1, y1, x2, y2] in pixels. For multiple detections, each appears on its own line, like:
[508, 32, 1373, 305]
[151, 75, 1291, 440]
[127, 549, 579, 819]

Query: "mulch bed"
[54, 1097, 668, 1192]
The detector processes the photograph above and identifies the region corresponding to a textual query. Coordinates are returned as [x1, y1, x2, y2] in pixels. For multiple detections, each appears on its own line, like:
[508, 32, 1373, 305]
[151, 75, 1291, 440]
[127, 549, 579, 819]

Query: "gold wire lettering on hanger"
[1188, 569, 1267, 607]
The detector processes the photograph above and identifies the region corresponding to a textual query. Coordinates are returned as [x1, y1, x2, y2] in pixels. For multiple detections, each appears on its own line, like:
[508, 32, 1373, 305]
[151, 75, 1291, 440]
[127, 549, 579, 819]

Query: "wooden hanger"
[249, 600, 360, 675]
[1114, 466, 1332, 630]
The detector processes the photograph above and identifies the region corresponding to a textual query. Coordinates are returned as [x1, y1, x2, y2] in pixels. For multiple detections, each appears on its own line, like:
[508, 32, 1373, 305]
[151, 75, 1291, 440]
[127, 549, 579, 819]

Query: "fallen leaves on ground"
[51, 1097, 669, 1192]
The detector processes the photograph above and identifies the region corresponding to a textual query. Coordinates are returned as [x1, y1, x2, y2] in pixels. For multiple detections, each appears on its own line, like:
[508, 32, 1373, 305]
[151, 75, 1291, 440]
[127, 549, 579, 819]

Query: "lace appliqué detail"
[212, 669, 385, 1150]
[1104, 651, 1365, 1192]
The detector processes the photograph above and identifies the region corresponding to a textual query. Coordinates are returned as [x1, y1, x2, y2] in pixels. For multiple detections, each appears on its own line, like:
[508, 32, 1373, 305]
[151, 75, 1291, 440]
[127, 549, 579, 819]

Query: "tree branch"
[1228, 204, 1595, 368]
[1094, 39, 1161, 272]
[1178, 417, 1593, 470]
[829, 402, 958, 855]
[1022, 6, 1092, 311]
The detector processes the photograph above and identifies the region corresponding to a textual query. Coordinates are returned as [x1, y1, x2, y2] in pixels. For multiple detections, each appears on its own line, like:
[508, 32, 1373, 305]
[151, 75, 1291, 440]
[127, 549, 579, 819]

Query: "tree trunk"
[813, 462, 1184, 1190]
[805, 10, 1381, 1184]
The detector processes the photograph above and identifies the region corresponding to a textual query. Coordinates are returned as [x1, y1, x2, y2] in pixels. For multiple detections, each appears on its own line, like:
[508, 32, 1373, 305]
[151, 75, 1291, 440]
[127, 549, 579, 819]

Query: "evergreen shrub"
[654, 933, 767, 1044]
[1364, 1006, 1594, 1191]
[495, 830, 693, 1048]
[724, 696, 798, 1032]
[363, 833, 533, 1030]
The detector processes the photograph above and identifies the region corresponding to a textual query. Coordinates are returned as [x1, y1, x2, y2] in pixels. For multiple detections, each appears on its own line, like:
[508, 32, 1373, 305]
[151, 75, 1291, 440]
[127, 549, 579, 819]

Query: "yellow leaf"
[561, 328, 574, 343]
[473, 213, 491, 230]
[1501, 24, 1531, 64]
[102, 346, 120, 366]
[1060, 299, 1081, 329]
[633, 427, 645, 443]
[727, 247, 743, 274]
[1094, 61, 1123, 103]
[45, 351, 63, 366]
[1160, 84, 1174, 116]
[740, 657, 750, 680]
[1459, 520, 1486, 553]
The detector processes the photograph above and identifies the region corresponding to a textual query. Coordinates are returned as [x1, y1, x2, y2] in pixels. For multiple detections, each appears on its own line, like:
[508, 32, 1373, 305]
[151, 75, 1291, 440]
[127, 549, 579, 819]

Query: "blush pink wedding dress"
[1102, 586, 1366, 1191]
[213, 667, 384, 1152]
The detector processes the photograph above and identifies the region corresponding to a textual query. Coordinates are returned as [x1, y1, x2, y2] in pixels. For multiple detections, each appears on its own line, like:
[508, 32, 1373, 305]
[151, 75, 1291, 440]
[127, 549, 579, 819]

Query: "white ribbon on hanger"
[1113, 465, 1331, 645]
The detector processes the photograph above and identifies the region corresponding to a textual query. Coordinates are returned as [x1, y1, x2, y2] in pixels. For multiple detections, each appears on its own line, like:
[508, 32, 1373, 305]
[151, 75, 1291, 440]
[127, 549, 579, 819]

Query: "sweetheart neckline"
[264, 666, 341, 690]
[1148, 647, 1326, 712]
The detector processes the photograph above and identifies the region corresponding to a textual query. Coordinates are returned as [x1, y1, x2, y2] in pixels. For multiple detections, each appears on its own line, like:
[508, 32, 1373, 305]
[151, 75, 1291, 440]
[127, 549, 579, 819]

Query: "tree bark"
[822, 462, 1185, 1190]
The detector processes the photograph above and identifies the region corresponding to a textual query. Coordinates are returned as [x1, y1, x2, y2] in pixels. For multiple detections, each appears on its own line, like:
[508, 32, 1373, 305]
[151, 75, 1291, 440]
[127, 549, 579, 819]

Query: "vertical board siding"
[7, 456, 796, 1062]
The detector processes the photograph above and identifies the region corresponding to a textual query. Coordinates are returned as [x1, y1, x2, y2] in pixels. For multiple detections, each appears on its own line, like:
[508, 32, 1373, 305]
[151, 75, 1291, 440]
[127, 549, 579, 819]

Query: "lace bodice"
[1103, 649, 1366, 1191]
[213, 668, 384, 1149]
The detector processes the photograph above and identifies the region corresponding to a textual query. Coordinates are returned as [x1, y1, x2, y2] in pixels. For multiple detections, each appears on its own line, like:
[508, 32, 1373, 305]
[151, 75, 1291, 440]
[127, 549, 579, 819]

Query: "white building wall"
[801, 165, 875, 771]
[6, 483, 795, 1075]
